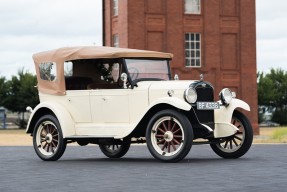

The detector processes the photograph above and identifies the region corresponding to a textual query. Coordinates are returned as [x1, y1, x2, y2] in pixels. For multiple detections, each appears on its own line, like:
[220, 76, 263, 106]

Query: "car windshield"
[125, 59, 170, 81]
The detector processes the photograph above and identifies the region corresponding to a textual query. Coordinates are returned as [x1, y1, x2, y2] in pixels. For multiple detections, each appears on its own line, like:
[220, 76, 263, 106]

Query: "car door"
[64, 90, 92, 123]
[90, 89, 130, 124]
[89, 62, 130, 124]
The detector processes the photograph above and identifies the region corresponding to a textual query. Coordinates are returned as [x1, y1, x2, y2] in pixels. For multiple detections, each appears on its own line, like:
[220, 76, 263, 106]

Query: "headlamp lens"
[185, 87, 197, 104]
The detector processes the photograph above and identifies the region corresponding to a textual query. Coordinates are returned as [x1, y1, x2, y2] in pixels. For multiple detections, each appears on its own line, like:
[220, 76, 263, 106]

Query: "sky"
[0, 0, 286, 78]
[0, 0, 103, 78]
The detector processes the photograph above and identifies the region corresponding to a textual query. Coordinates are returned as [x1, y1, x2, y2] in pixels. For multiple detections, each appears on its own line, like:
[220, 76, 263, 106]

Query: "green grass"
[271, 127, 287, 141]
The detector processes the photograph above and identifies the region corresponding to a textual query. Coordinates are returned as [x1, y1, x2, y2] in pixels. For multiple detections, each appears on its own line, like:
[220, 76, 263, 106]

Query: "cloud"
[0, 0, 286, 78]
[257, 18, 287, 40]
[0, 0, 102, 78]
[256, 0, 287, 72]
[257, 38, 287, 72]
[0, 34, 102, 77]
[256, 0, 287, 21]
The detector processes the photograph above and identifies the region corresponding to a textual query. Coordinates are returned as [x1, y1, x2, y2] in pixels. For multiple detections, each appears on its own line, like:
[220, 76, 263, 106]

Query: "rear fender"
[26, 101, 75, 138]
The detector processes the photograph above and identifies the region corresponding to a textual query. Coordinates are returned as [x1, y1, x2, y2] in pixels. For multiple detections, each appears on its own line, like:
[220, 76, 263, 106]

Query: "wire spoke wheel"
[33, 115, 66, 161]
[210, 110, 253, 159]
[99, 138, 131, 158]
[151, 116, 184, 156]
[36, 121, 59, 156]
[146, 110, 193, 163]
[106, 145, 120, 152]
[218, 117, 245, 153]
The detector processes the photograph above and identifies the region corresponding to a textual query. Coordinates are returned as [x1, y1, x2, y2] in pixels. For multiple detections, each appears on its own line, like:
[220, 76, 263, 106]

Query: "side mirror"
[120, 73, 128, 89]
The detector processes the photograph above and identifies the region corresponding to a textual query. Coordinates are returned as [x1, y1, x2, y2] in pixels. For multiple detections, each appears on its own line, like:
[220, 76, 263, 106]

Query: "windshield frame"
[123, 58, 172, 88]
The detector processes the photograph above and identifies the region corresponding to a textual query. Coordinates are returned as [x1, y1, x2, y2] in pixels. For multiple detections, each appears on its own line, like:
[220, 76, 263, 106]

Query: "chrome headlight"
[219, 88, 233, 105]
[184, 87, 197, 104]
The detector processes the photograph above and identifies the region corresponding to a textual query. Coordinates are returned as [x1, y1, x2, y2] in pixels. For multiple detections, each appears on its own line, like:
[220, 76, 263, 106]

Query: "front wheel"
[146, 109, 193, 163]
[33, 115, 66, 161]
[99, 138, 131, 158]
[210, 110, 253, 159]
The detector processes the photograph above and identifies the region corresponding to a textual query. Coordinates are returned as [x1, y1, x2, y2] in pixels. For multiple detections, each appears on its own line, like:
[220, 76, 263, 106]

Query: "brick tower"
[102, 0, 258, 134]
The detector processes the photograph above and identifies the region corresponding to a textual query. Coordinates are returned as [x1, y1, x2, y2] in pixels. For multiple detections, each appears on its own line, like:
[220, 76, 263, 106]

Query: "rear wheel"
[33, 115, 66, 161]
[210, 110, 253, 158]
[99, 138, 131, 158]
[146, 109, 193, 163]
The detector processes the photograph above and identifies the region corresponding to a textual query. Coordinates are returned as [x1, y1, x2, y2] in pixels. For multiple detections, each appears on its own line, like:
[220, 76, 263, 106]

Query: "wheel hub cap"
[164, 131, 173, 142]
[45, 134, 53, 143]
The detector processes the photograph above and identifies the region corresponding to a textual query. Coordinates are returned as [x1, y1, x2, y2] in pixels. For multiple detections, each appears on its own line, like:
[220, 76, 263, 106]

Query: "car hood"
[137, 80, 197, 102]
[148, 80, 195, 89]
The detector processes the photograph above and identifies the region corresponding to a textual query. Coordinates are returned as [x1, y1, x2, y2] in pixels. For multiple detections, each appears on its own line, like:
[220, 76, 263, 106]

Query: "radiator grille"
[196, 86, 214, 102]
[193, 83, 215, 128]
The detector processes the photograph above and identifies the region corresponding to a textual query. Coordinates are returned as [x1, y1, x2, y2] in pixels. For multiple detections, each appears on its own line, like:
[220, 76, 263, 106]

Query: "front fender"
[149, 97, 191, 111]
[214, 98, 250, 138]
[26, 101, 75, 138]
[215, 98, 250, 123]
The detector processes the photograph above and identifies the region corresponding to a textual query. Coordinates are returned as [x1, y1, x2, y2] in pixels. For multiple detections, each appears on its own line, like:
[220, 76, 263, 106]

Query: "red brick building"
[102, 0, 258, 134]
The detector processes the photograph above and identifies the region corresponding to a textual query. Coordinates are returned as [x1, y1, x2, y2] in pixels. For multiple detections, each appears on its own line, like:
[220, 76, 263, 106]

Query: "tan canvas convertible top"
[33, 46, 173, 63]
[33, 46, 173, 95]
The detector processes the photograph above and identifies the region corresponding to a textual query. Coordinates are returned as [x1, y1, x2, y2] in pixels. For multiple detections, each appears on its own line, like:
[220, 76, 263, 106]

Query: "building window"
[113, 0, 118, 16]
[185, 33, 201, 67]
[113, 34, 119, 47]
[185, 0, 201, 14]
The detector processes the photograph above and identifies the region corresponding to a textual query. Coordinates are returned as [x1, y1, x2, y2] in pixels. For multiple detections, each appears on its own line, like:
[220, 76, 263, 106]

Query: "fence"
[0, 108, 6, 129]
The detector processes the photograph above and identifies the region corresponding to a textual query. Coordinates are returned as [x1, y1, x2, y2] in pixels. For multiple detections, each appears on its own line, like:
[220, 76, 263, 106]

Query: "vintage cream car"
[26, 46, 253, 162]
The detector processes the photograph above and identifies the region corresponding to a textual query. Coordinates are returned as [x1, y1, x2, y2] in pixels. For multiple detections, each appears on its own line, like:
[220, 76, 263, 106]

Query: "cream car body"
[27, 46, 253, 162]
[28, 81, 249, 139]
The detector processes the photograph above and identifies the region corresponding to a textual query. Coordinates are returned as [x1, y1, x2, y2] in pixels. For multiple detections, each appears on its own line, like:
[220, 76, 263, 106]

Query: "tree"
[258, 72, 275, 106]
[257, 68, 287, 125]
[3, 69, 39, 128]
[0, 76, 7, 106]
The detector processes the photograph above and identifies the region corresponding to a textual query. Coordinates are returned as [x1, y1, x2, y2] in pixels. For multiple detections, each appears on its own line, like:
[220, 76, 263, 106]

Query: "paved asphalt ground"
[0, 144, 286, 192]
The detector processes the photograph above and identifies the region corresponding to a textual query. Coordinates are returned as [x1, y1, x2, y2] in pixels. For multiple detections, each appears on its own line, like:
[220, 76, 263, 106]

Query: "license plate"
[197, 102, 220, 110]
